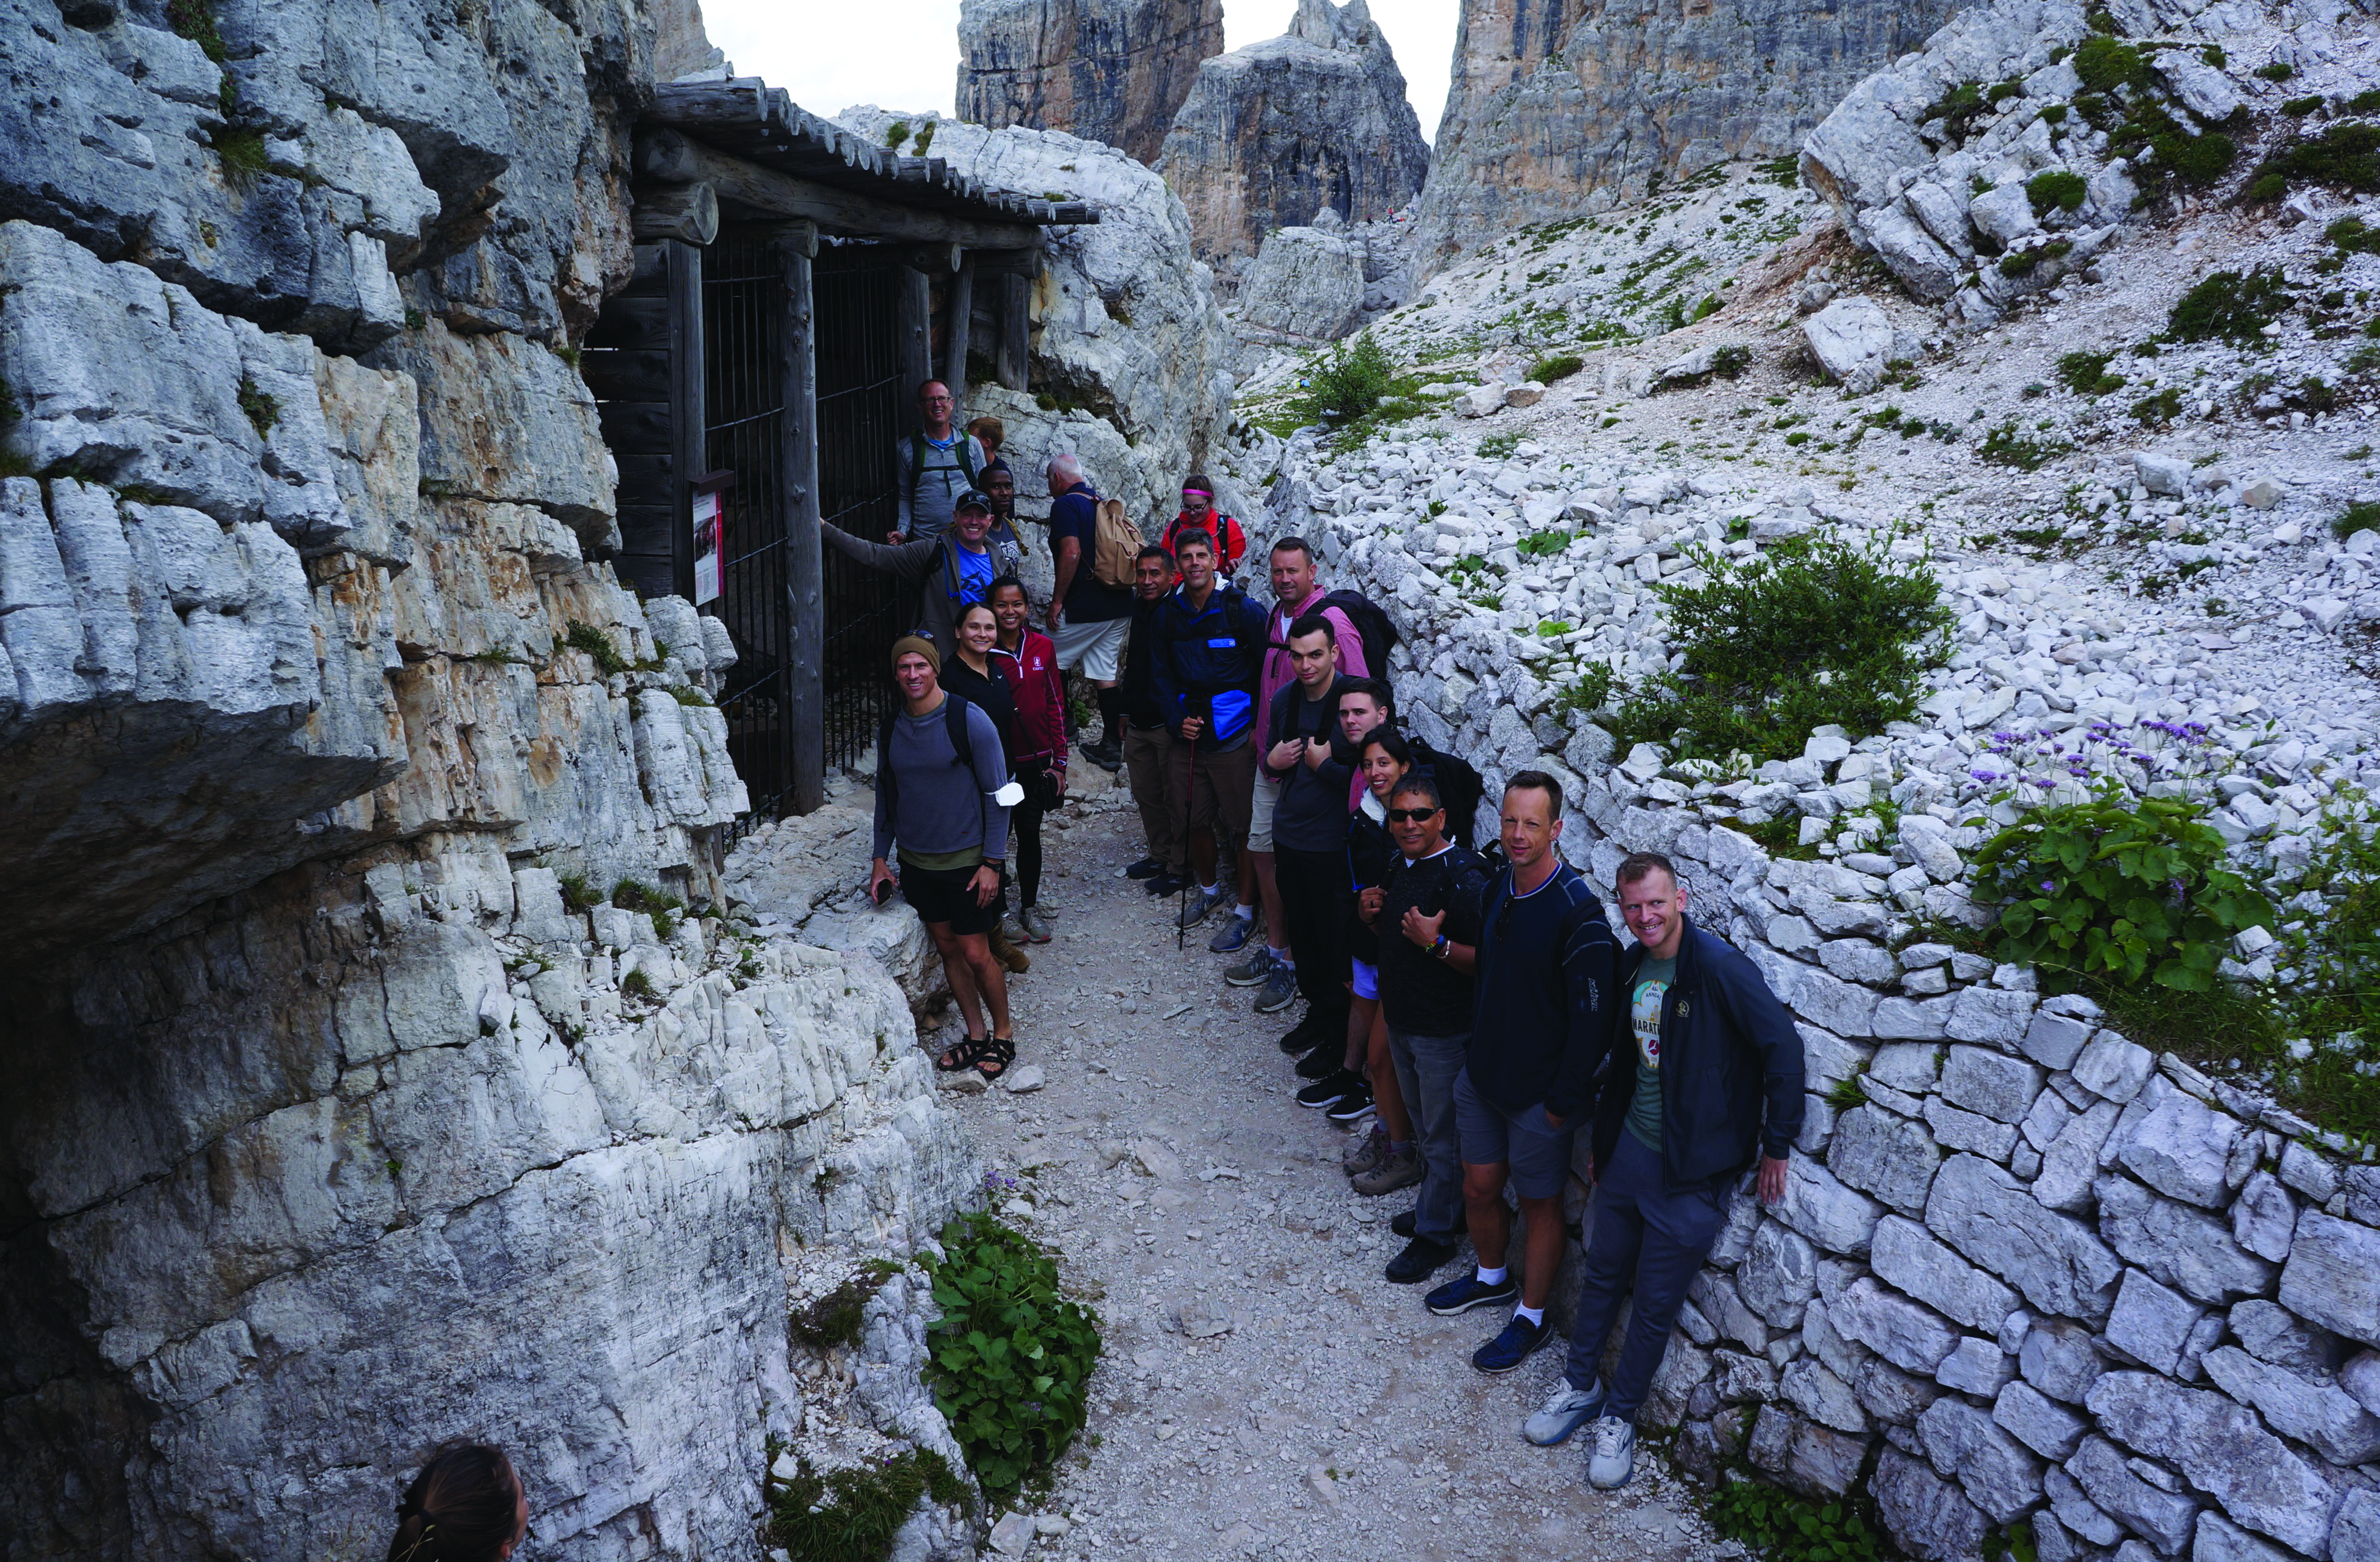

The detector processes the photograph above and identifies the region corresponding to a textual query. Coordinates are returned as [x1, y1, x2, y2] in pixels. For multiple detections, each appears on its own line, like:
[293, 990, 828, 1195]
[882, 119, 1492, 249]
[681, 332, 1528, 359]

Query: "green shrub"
[882, 119, 911, 150]
[621, 968, 656, 1001]
[923, 1211, 1100, 1506]
[1979, 419, 2073, 470]
[2256, 61, 2295, 81]
[2000, 252, 2041, 277]
[2334, 499, 2380, 539]
[2248, 122, 2380, 198]
[1988, 79, 2025, 104]
[566, 619, 630, 675]
[1972, 785, 2273, 991]
[1925, 81, 1990, 139]
[1614, 531, 1950, 761]
[2160, 130, 2235, 187]
[166, 0, 227, 60]
[2202, 45, 2228, 66]
[236, 376, 278, 436]
[211, 125, 269, 185]
[554, 872, 602, 913]
[762, 1442, 969, 1562]
[911, 121, 936, 156]
[1476, 428, 1523, 460]
[2055, 351, 2126, 395]
[2130, 386, 2183, 424]
[1551, 661, 1624, 720]
[2074, 36, 2151, 92]
[2041, 103, 2070, 124]
[2167, 266, 2293, 342]
[2352, 89, 2380, 114]
[1288, 334, 1395, 427]
[2027, 170, 2090, 215]
[1527, 353, 1585, 384]
[1704, 1475, 1887, 1562]
[1712, 344, 1753, 379]
[2329, 216, 2380, 254]
[2284, 95, 2326, 116]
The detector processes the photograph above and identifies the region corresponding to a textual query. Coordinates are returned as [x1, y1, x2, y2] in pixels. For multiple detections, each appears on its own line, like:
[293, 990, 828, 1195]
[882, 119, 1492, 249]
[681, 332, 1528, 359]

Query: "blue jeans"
[1386, 1026, 1469, 1246]
[1562, 1130, 1732, 1420]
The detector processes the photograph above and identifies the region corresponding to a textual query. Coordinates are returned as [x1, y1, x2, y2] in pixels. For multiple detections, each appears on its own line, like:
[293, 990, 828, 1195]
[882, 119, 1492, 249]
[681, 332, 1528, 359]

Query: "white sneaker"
[1523, 1377, 1605, 1446]
[1587, 1415, 1636, 1489]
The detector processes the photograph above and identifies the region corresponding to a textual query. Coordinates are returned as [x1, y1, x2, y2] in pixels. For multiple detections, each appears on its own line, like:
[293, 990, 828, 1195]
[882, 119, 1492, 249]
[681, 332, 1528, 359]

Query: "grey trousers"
[1386, 1026, 1470, 1246]
[1561, 1130, 1732, 1420]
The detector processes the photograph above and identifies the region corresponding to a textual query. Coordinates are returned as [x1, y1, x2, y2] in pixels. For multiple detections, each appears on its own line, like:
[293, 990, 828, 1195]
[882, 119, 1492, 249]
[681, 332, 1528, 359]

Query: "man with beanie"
[1043, 453, 1131, 771]
[1520, 850, 1802, 1490]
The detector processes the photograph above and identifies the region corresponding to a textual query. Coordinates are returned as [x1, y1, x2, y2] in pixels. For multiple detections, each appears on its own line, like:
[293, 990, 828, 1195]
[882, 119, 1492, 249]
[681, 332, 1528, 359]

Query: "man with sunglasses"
[1368, 773, 1492, 1285]
[1422, 772, 1617, 1377]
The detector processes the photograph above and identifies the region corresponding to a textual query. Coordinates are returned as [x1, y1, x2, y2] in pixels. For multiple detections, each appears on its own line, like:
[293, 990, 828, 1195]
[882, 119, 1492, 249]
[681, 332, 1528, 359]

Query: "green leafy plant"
[1986, 1520, 2040, 1562]
[1614, 531, 1950, 761]
[1517, 528, 1572, 558]
[882, 119, 911, 150]
[1551, 661, 1624, 721]
[2074, 36, 2152, 92]
[1712, 344, 1753, 379]
[2167, 266, 2292, 342]
[1924, 81, 1990, 140]
[922, 1211, 1100, 1506]
[1972, 785, 2273, 991]
[1527, 353, 1585, 384]
[2130, 386, 2183, 424]
[566, 619, 630, 675]
[2329, 216, 2380, 255]
[911, 121, 936, 156]
[2255, 60, 2295, 81]
[1704, 1475, 1887, 1562]
[2028, 170, 2090, 215]
[167, 0, 227, 60]
[1288, 334, 1396, 428]
[761, 1440, 969, 1562]
[1979, 419, 2072, 470]
[2055, 350, 2127, 395]
[1476, 428, 1523, 460]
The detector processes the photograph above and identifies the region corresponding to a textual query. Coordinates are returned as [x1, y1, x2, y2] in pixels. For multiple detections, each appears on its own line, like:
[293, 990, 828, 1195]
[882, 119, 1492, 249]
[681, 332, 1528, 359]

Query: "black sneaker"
[1384, 1235, 1459, 1284]
[1426, 1270, 1519, 1316]
[1143, 872, 1189, 897]
[1126, 857, 1164, 879]
[1325, 1083, 1375, 1124]
[1295, 1068, 1361, 1110]
[1277, 1015, 1326, 1055]
[1294, 1043, 1345, 1080]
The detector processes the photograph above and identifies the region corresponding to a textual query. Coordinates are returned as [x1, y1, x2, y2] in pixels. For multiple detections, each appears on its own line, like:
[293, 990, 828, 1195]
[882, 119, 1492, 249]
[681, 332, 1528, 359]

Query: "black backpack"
[877, 690, 976, 832]
[1318, 588, 1398, 681]
[1412, 737, 1487, 849]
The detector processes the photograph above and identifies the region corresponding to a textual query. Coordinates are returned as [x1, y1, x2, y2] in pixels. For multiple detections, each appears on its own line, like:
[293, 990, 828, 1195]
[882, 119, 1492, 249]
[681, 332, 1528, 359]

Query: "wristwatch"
[1432, 934, 1451, 961]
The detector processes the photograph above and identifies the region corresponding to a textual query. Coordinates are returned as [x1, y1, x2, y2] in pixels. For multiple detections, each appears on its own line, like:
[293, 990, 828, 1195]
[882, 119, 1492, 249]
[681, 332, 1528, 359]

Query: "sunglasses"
[1385, 806, 1442, 824]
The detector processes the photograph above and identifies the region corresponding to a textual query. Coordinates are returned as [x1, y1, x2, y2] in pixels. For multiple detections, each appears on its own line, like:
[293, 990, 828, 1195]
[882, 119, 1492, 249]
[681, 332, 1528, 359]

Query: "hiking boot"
[1295, 1067, 1362, 1110]
[1083, 741, 1123, 772]
[1176, 887, 1223, 929]
[1426, 1270, 1519, 1317]
[1523, 1378, 1606, 1447]
[1019, 906, 1053, 944]
[1472, 1314, 1555, 1375]
[1325, 1085, 1376, 1126]
[1587, 1417, 1637, 1489]
[1209, 913, 1257, 956]
[1294, 1041, 1345, 1080]
[1350, 1144, 1424, 1197]
[1383, 1235, 1458, 1284]
[1392, 1205, 1463, 1239]
[990, 929, 1031, 975]
[1254, 962, 1300, 1015]
[1343, 1122, 1391, 1176]
[1223, 944, 1274, 987]
[1125, 856, 1164, 879]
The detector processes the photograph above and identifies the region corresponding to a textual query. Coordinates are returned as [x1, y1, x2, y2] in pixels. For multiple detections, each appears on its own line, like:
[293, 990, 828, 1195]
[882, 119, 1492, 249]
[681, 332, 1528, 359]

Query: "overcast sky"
[700, 0, 1459, 143]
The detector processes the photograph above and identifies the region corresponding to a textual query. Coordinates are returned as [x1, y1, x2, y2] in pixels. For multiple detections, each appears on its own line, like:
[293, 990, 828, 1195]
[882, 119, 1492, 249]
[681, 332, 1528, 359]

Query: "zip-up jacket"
[1149, 581, 1268, 752]
[1591, 917, 1806, 1191]
[991, 631, 1067, 771]
[1471, 862, 1616, 1118]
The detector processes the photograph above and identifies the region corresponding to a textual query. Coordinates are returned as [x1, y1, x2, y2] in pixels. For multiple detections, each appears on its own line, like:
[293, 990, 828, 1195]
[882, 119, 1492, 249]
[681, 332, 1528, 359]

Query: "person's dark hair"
[1616, 851, 1680, 889]
[1505, 768, 1565, 818]
[1174, 528, 1217, 557]
[1182, 473, 1214, 495]
[1286, 611, 1335, 645]
[1269, 536, 1315, 564]
[1135, 544, 1175, 567]
[981, 455, 1012, 482]
[987, 573, 1028, 600]
[1359, 726, 1414, 768]
[1390, 774, 1444, 814]
[388, 1444, 522, 1562]
[1337, 677, 1393, 714]
[956, 599, 998, 629]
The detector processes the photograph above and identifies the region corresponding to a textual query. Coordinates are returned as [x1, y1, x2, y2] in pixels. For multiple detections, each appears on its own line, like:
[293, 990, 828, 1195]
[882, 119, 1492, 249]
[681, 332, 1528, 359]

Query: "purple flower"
[2041, 880, 2057, 892]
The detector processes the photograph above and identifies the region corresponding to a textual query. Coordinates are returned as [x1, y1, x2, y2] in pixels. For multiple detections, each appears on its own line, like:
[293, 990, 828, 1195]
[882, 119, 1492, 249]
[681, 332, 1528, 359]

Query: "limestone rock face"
[1156, 0, 1430, 261]
[957, 0, 1224, 164]
[1409, 0, 1955, 275]
[1237, 222, 1368, 342]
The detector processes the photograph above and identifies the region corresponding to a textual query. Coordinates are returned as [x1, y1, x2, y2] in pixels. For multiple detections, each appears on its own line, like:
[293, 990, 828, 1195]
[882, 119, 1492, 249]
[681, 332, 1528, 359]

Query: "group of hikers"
[851, 379, 1809, 1496]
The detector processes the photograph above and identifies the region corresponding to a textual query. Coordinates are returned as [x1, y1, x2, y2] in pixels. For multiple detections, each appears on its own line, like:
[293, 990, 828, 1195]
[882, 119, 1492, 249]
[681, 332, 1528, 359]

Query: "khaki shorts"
[1248, 768, 1283, 853]
[1186, 739, 1257, 850]
[1051, 614, 1128, 681]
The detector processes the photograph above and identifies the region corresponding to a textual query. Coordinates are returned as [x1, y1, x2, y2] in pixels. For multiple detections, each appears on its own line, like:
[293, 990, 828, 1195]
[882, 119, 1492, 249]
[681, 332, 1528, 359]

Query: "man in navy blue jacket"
[1522, 849, 1803, 1491]
[1148, 530, 1269, 930]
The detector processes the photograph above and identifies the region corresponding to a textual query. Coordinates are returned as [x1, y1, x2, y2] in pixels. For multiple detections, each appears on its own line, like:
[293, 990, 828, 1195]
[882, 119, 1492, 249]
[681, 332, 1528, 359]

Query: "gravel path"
[931, 778, 1727, 1562]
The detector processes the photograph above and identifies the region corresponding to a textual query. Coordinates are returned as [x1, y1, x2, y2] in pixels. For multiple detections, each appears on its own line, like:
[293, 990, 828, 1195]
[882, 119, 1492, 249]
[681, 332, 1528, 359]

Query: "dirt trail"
[931, 780, 1727, 1562]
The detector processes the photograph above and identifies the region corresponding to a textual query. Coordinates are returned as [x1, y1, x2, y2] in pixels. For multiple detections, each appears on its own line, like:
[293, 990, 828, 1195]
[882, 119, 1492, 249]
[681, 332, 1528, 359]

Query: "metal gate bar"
[813, 251, 908, 772]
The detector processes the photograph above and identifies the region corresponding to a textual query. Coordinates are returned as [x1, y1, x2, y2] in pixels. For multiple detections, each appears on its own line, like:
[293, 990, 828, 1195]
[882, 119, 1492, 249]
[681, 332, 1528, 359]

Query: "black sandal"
[974, 1037, 1016, 1080]
[936, 1036, 990, 1072]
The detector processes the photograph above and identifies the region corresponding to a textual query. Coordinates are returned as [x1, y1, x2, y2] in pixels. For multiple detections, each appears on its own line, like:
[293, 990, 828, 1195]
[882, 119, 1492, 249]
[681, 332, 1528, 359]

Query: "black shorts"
[899, 861, 1006, 935]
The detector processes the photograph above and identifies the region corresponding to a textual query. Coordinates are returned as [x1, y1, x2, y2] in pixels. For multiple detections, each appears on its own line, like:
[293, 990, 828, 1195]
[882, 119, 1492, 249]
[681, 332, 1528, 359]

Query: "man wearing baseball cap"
[824, 487, 1019, 650]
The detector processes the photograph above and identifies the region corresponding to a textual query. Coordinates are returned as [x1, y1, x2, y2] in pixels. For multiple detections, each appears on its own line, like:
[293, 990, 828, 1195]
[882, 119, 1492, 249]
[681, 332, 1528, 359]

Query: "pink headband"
[1181, 488, 1212, 498]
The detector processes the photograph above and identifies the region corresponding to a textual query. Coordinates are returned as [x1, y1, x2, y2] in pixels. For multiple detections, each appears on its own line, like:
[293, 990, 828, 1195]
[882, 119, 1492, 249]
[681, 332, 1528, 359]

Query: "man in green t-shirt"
[1624, 949, 1676, 1151]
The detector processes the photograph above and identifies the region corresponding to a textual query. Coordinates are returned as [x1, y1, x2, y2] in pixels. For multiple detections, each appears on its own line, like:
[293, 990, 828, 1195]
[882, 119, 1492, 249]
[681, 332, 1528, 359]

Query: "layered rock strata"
[1156, 0, 1430, 261]
[1408, 0, 1957, 276]
[956, 0, 1224, 164]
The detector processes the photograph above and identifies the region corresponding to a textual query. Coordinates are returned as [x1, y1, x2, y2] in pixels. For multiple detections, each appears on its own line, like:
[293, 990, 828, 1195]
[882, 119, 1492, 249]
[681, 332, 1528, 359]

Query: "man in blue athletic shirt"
[1521, 848, 1803, 1492]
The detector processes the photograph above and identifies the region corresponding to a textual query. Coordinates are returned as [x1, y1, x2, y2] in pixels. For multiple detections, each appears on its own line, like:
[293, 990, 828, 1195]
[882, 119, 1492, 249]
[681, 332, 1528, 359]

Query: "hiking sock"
[1233, 902, 1255, 921]
[1096, 686, 1124, 750]
[1202, 882, 1221, 898]
[1516, 1304, 1546, 1328]
[1476, 1266, 1508, 1287]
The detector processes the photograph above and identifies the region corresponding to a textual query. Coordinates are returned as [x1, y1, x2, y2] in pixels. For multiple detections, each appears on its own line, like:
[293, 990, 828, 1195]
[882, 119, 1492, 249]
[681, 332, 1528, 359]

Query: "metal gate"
[701, 227, 792, 834]
[814, 250, 909, 771]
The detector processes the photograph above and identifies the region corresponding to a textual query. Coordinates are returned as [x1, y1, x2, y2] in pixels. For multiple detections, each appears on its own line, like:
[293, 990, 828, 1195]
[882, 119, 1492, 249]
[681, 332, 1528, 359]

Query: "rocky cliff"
[1156, 0, 1431, 261]
[0, 0, 978, 1556]
[955, 0, 1224, 165]
[1408, 0, 1959, 276]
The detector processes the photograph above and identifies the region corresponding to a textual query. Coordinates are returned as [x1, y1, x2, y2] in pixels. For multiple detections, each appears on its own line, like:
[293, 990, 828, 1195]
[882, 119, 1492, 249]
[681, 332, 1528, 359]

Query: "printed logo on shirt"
[1631, 978, 1667, 1072]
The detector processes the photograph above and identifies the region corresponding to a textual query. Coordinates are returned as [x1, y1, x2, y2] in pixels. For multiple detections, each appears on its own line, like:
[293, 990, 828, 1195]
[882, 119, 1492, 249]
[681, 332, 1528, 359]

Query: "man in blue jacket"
[1148, 529, 1269, 931]
[1522, 850, 1803, 1490]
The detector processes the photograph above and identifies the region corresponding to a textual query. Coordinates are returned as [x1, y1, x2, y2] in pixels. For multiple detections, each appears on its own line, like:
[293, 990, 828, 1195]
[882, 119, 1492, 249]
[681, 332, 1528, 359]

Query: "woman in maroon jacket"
[989, 575, 1067, 943]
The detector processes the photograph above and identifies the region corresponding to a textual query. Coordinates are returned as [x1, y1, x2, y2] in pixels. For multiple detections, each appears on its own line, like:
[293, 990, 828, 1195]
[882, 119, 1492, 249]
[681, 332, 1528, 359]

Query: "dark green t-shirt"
[1624, 955, 1676, 1151]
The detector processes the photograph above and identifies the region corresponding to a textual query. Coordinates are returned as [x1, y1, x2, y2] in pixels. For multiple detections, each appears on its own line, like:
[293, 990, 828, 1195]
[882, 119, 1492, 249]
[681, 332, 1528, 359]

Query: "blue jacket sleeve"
[1550, 906, 1619, 1124]
[1713, 938, 1807, 1158]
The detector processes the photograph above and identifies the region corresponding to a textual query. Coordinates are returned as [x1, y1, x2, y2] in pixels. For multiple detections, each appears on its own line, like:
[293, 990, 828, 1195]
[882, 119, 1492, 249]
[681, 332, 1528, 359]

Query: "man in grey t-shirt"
[895, 380, 989, 542]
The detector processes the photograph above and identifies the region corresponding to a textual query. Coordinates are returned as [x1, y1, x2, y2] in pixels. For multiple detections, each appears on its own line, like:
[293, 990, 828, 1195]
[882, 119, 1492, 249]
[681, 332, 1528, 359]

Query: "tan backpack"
[1090, 496, 1144, 588]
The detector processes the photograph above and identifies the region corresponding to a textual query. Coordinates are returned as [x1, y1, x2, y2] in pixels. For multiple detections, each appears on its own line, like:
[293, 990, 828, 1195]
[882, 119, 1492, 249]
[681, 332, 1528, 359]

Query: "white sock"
[1476, 1265, 1507, 1286]
[1234, 902, 1255, 920]
[1515, 1303, 1545, 1328]
[1202, 882, 1219, 896]
[1275, 953, 1295, 970]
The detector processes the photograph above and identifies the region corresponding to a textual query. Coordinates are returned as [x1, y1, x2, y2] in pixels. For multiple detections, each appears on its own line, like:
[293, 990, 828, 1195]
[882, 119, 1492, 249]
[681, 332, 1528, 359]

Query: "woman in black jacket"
[935, 602, 1030, 975]
[1335, 728, 1422, 1194]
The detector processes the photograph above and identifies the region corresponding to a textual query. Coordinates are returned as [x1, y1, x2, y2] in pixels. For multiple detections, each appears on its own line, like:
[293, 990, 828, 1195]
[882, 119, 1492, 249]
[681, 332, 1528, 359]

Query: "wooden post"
[997, 268, 1030, 392]
[665, 238, 705, 601]
[630, 181, 720, 245]
[942, 253, 974, 415]
[896, 264, 932, 402]
[775, 222, 826, 815]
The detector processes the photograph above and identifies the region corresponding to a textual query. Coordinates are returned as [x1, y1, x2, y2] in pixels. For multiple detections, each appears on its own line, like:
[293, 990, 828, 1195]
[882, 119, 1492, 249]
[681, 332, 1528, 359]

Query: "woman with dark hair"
[935, 601, 1031, 976]
[387, 1444, 526, 1562]
[988, 575, 1067, 943]
[1338, 726, 1422, 1197]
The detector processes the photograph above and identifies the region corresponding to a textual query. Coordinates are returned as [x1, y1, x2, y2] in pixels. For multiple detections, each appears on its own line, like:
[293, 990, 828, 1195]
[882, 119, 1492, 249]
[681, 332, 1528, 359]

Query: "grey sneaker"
[1587, 1415, 1637, 1489]
[1253, 961, 1298, 1014]
[999, 913, 1028, 944]
[1176, 887, 1223, 929]
[1223, 943, 1274, 987]
[1019, 906, 1053, 944]
[1343, 1122, 1391, 1175]
[1524, 1378, 1606, 1446]
[1350, 1144, 1423, 1197]
[1210, 912, 1258, 956]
